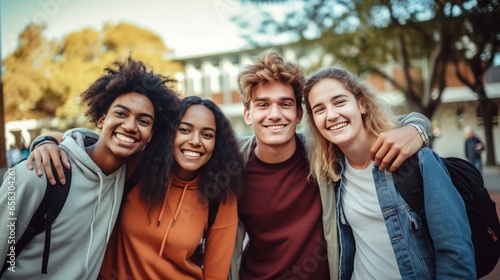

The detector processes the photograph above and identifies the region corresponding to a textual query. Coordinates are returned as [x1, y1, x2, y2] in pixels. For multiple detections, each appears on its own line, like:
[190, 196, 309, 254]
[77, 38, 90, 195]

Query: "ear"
[359, 100, 367, 116]
[97, 114, 106, 129]
[243, 108, 252, 126]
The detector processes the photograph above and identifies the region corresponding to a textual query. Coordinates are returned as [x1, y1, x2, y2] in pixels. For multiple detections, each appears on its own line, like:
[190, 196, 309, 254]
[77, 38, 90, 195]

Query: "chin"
[111, 147, 137, 159]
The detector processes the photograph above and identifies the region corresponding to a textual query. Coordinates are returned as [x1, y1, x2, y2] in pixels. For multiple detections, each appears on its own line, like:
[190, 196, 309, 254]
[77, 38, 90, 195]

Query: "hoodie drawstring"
[156, 183, 189, 265]
[84, 171, 120, 270]
[85, 170, 104, 270]
[105, 177, 119, 241]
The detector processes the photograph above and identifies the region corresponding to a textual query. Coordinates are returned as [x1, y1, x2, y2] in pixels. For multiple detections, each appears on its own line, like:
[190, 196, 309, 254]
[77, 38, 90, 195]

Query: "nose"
[121, 117, 138, 132]
[326, 106, 339, 121]
[268, 104, 282, 120]
[188, 133, 201, 146]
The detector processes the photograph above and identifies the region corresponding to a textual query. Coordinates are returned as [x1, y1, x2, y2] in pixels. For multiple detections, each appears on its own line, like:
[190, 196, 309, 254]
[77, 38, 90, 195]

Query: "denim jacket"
[336, 147, 476, 280]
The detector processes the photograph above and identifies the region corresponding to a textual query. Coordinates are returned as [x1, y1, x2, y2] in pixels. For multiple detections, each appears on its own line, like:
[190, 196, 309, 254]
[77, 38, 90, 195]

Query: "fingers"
[370, 134, 398, 170]
[371, 140, 399, 171]
[371, 126, 421, 171]
[388, 154, 406, 172]
[26, 151, 36, 170]
[31, 143, 67, 185]
[369, 137, 383, 164]
[52, 149, 70, 185]
[60, 150, 71, 169]
[31, 150, 46, 177]
[41, 149, 57, 185]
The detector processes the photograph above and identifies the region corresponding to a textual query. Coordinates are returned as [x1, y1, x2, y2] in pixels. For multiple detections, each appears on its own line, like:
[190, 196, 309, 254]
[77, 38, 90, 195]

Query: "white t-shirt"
[341, 158, 400, 280]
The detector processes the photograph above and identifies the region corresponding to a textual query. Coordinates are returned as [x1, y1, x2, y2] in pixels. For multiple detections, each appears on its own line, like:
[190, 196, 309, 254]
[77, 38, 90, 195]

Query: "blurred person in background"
[6, 144, 21, 168]
[464, 125, 484, 173]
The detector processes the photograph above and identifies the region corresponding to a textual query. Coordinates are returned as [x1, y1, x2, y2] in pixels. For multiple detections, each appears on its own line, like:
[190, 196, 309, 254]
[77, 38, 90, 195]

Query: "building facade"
[172, 45, 500, 164]
[5, 45, 500, 164]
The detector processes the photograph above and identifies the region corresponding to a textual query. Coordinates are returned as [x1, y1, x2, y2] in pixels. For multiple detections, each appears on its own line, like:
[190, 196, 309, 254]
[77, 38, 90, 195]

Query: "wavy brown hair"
[238, 49, 304, 110]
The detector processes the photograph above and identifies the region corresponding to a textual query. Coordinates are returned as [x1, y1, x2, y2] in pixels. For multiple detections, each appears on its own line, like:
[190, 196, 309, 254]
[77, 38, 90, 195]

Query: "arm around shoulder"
[398, 112, 432, 146]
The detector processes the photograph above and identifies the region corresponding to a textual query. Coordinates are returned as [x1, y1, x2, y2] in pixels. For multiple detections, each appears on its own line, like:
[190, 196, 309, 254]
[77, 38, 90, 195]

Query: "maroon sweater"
[239, 139, 329, 280]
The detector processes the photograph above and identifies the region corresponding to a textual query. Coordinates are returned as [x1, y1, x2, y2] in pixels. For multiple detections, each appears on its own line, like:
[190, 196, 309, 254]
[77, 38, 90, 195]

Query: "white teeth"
[183, 151, 201, 157]
[116, 134, 135, 143]
[267, 125, 285, 130]
[329, 123, 347, 130]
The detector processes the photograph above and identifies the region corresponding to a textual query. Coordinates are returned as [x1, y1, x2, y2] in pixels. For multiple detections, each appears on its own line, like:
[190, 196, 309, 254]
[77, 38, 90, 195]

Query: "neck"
[173, 164, 198, 181]
[254, 136, 297, 164]
[86, 144, 124, 175]
[340, 133, 375, 170]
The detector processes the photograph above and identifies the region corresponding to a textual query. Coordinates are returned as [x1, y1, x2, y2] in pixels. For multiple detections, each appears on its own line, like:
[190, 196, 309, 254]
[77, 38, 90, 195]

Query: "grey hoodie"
[0, 134, 124, 279]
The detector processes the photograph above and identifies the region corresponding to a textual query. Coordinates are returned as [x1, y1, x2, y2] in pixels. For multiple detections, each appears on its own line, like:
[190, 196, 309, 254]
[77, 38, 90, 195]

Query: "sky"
[1, 0, 264, 59]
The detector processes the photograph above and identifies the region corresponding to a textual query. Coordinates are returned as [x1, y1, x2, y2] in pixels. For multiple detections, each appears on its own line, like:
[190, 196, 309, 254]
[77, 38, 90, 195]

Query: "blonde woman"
[303, 67, 475, 279]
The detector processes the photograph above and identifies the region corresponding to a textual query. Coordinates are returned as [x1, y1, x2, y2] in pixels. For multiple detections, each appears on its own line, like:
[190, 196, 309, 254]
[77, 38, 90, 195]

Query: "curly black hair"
[175, 96, 245, 204]
[81, 56, 180, 210]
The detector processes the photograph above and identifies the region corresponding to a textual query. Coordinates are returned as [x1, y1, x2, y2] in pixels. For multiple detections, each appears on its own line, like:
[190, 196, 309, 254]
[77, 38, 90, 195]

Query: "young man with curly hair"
[0, 57, 180, 279]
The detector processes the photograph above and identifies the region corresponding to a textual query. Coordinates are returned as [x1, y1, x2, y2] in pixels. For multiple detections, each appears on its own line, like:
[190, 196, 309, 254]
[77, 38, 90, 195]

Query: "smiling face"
[173, 104, 216, 181]
[243, 82, 302, 151]
[307, 78, 367, 148]
[96, 92, 155, 160]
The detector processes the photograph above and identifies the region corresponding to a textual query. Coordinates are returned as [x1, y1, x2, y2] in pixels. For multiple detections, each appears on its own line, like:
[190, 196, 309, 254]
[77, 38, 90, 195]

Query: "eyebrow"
[253, 97, 296, 102]
[179, 121, 216, 132]
[114, 104, 154, 120]
[311, 94, 348, 110]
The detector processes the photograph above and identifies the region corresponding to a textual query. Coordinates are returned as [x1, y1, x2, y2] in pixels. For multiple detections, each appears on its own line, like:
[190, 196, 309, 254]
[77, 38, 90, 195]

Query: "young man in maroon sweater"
[229, 49, 431, 280]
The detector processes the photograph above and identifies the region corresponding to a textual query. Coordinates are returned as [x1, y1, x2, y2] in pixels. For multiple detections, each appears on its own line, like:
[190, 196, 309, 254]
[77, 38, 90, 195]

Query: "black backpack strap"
[393, 154, 425, 216]
[206, 200, 220, 235]
[1, 161, 71, 276]
[189, 199, 220, 267]
[40, 163, 71, 273]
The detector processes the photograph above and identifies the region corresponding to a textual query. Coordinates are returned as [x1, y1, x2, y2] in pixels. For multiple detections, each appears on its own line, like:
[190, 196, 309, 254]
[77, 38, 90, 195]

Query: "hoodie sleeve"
[397, 112, 432, 146]
[0, 164, 47, 269]
[63, 128, 99, 149]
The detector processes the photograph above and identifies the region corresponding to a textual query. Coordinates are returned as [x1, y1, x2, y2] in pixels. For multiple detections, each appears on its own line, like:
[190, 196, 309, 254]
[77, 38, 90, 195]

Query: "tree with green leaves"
[446, 0, 499, 165]
[237, 0, 499, 165]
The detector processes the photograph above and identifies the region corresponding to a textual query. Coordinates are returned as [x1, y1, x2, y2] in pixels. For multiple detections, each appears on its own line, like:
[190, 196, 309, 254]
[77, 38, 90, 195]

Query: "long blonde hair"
[303, 67, 398, 183]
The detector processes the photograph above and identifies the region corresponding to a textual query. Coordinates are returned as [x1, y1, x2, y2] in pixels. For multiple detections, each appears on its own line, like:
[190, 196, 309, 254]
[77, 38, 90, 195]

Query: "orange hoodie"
[98, 174, 238, 280]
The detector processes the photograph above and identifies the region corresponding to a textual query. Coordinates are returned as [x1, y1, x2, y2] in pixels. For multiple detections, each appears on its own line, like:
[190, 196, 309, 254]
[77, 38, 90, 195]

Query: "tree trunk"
[476, 85, 497, 165]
